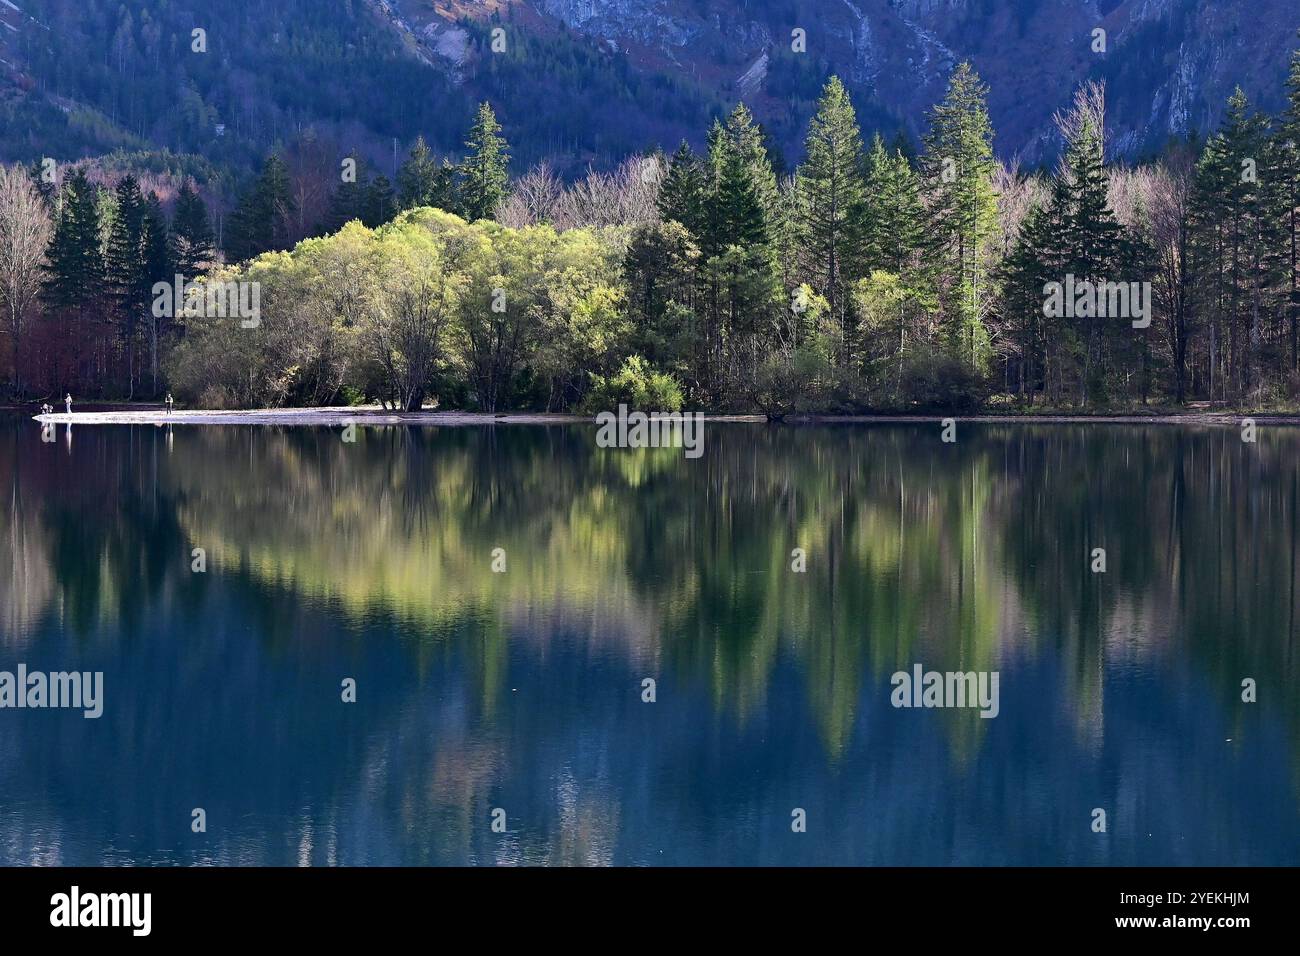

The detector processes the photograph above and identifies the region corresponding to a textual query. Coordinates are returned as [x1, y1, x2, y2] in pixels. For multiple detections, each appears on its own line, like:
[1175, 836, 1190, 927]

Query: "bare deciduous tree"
[500, 155, 665, 231]
[0, 164, 53, 396]
[285, 131, 338, 244]
[498, 162, 563, 228]
[1053, 80, 1109, 175]
[994, 161, 1044, 260]
[554, 155, 666, 229]
[1130, 159, 1196, 402]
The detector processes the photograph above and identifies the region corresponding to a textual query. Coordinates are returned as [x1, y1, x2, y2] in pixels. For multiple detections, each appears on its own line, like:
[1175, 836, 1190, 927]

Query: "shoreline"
[24, 407, 1300, 426]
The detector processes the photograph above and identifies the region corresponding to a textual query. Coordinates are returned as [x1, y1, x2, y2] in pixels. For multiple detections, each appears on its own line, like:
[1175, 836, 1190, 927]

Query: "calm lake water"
[0, 419, 1297, 865]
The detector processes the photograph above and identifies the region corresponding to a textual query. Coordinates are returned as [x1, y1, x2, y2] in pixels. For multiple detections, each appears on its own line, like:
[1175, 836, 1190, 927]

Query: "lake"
[0, 419, 1297, 865]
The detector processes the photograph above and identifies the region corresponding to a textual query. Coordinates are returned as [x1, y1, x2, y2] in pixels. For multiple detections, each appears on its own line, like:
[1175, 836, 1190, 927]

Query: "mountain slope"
[1, 0, 1296, 177]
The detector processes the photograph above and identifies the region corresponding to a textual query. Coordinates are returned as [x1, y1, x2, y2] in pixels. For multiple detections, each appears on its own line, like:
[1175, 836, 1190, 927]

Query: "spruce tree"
[1195, 89, 1273, 397]
[713, 130, 768, 251]
[106, 175, 151, 394]
[432, 160, 458, 215]
[42, 168, 105, 314]
[707, 111, 774, 356]
[327, 156, 368, 232]
[1060, 112, 1123, 282]
[458, 102, 510, 222]
[1191, 125, 1235, 399]
[226, 154, 295, 262]
[797, 76, 866, 356]
[1275, 35, 1300, 371]
[172, 181, 215, 277]
[142, 193, 173, 394]
[700, 107, 781, 376]
[922, 62, 999, 368]
[862, 134, 930, 381]
[699, 119, 729, 262]
[143, 194, 172, 289]
[864, 137, 927, 275]
[398, 136, 441, 210]
[723, 103, 780, 219]
[1059, 105, 1125, 404]
[106, 176, 148, 307]
[999, 197, 1054, 403]
[658, 141, 706, 236]
[365, 175, 397, 227]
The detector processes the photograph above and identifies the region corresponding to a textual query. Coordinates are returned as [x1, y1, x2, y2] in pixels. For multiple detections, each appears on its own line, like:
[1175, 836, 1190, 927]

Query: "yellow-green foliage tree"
[166, 207, 627, 410]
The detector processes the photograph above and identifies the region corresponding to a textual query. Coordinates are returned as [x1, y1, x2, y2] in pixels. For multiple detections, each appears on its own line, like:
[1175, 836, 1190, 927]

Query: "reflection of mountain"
[0, 420, 1297, 864]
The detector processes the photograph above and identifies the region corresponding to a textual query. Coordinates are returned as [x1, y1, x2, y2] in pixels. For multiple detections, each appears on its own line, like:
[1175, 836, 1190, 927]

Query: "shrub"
[582, 355, 683, 413]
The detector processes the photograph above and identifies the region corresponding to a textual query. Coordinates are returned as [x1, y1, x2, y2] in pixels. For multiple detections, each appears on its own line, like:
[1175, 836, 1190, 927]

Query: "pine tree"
[864, 137, 927, 274]
[999, 197, 1054, 402]
[1190, 125, 1231, 399]
[106, 176, 147, 305]
[862, 134, 931, 382]
[1275, 34, 1300, 371]
[922, 62, 999, 368]
[713, 129, 768, 251]
[225, 154, 295, 263]
[458, 102, 510, 222]
[172, 181, 215, 277]
[398, 136, 441, 210]
[723, 103, 780, 219]
[797, 76, 866, 359]
[432, 160, 458, 215]
[42, 168, 105, 314]
[1057, 99, 1125, 404]
[326, 153, 378, 231]
[658, 141, 706, 235]
[106, 175, 151, 395]
[142, 192, 173, 395]
[365, 175, 397, 227]
[1193, 89, 1274, 397]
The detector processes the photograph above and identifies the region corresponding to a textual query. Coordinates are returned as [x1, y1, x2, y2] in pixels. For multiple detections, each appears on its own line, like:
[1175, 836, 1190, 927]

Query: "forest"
[2, 38, 1300, 414]
[0, 0, 723, 176]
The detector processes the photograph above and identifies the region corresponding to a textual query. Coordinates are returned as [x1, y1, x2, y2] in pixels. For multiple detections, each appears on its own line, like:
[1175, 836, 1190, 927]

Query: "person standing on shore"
[166, 393, 174, 415]
[65, 394, 72, 415]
